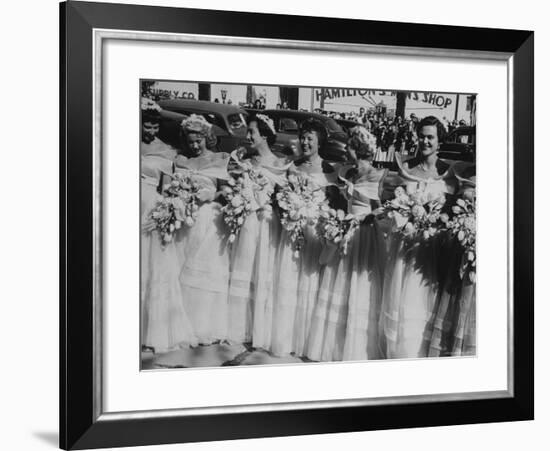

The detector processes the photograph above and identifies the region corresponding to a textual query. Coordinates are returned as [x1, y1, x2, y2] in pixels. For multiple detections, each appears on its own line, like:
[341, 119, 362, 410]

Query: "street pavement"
[142, 342, 309, 370]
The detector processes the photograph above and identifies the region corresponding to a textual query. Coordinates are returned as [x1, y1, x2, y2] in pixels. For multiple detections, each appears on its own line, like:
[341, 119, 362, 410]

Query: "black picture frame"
[60, 1, 534, 449]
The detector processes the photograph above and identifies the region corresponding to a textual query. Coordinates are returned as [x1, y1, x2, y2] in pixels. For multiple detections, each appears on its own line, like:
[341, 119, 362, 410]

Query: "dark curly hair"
[249, 115, 277, 146]
[141, 108, 161, 125]
[416, 115, 446, 143]
[299, 118, 327, 148]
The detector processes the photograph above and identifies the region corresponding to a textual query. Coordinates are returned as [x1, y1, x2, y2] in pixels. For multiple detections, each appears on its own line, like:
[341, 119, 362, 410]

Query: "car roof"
[336, 119, 363, 127]
[450, 126, 475, 133]
[158, 99, 247, 115]
[260, 109, 332, 122]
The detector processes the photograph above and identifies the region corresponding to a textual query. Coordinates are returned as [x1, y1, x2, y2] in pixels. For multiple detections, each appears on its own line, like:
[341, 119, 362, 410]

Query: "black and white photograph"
[140, 80, 477, 369]
[53, 1, 535, 449]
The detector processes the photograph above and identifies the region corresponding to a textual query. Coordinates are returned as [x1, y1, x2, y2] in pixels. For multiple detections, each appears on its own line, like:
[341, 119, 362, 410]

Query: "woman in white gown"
[226, 114, 291, 348]
[425, 170, 476, 357]
[307, 126, 387, 361]
[174, 115, 232, 345]
[271, 119, 343, 357]
[380, 116, 458, 359]
[140, 99, 198, 353]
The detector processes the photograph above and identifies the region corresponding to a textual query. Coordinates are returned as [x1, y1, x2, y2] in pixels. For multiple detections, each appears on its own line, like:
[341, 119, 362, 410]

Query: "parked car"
[254, 109, 349, 161]
[438, 126, 476, 162]
[157, 99, 248, 154]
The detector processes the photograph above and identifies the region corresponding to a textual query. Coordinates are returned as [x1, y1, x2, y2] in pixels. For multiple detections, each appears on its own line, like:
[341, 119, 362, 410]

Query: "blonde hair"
[347, 126, 377, 160]
[180, 114, 217, 150]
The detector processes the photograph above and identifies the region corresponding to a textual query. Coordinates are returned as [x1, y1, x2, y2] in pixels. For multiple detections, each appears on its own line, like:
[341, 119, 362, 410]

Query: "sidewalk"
[142, 342, 311, 370]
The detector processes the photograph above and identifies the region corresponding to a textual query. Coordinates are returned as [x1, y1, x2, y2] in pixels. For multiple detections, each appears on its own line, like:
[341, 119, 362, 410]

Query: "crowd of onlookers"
[322, 108, 469, 151]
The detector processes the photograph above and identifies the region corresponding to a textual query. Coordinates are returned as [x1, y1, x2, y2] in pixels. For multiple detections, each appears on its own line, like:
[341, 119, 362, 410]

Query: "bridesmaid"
[227, 114, 291, 348]
[174, 114, 232, 345]
[426, 170, 476, 357]
[307, 126, 387, 361]
[140, 99, 197, 353]
[271, 118, 343, 357]
[380, 115, 458, 359]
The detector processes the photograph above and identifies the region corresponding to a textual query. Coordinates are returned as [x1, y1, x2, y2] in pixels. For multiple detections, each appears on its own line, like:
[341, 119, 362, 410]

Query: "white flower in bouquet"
[146, 171, 203, 246]
[392, 211, 409, 229]
[220, 172, 258, 246]
[403, 222, 416, 236]
[382, 184, 447, 244]
[147, 197, 182, 247]
[411, 204, 427, 219]
[231, 195, 244, 207]
[316, 208, 359, 256]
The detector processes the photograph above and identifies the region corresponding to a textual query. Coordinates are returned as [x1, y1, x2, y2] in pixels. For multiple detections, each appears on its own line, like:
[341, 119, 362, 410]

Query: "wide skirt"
[177, 202, 230, 344]
[379, 235, 442, 359]
[424, 238, 477, 357]
[307, 221, 386, 362]
[141, 182, 198, 352]
[271, 225, 323, 357]
[226, 208, 281, 348]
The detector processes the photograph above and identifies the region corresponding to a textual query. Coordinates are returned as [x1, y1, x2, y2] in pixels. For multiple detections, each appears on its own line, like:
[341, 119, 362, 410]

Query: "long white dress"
[141, 138, 198, 352]
[226, 151, 291, 348]
[379, 156, 456, 359]
[425, 175, 476, 357]
[307, 165, 387, 361]
[174, 151, 232, 345]
[271, 156, 338, 357]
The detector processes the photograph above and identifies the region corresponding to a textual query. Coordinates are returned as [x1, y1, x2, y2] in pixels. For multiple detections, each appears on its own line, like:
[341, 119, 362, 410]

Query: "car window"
[456, 133, 473, 144]
[279, 118, 299, 133]
[227, 113, 247, 131]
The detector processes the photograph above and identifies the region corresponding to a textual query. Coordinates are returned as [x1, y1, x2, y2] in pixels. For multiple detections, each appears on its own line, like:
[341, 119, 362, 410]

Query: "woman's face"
[246, 121, 266, 150]
[300, 131, 320, 158]
[418, 125, 439, 158]
[186, 132, 207, 156]
[142, 121, 160, 144]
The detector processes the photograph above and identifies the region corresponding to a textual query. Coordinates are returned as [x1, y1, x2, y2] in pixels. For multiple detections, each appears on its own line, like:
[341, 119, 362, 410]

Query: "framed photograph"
[60, 1, 533, 449]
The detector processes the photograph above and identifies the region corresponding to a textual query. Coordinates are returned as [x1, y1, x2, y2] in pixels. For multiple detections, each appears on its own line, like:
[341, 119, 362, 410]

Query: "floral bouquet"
[444, 197, 476, 282]
[383, 186, 446, 242]
[276, 172, 326, 257]
[316, 208, 360, 256]
[248, 166, 275, 219]
[148, 172, 200, 246]
[220, 174, 255, 244]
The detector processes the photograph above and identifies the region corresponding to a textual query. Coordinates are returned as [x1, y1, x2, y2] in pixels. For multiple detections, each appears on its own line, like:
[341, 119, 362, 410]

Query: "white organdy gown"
[425, 174, 476, 357]
[306, 165, 387, 362]
[380, 156, 456, 359]
[271, 158, 337, 357]
[174, 152, 232, 345]
[226, 151, 291, 348]
[141, 139, 198, 352]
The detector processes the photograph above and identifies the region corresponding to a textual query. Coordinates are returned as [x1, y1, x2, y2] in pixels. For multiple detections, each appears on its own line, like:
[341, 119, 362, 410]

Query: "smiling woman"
[140, 100, 198, 354]
[380, 116, 460, 359]
[226, 114, 291, 348]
